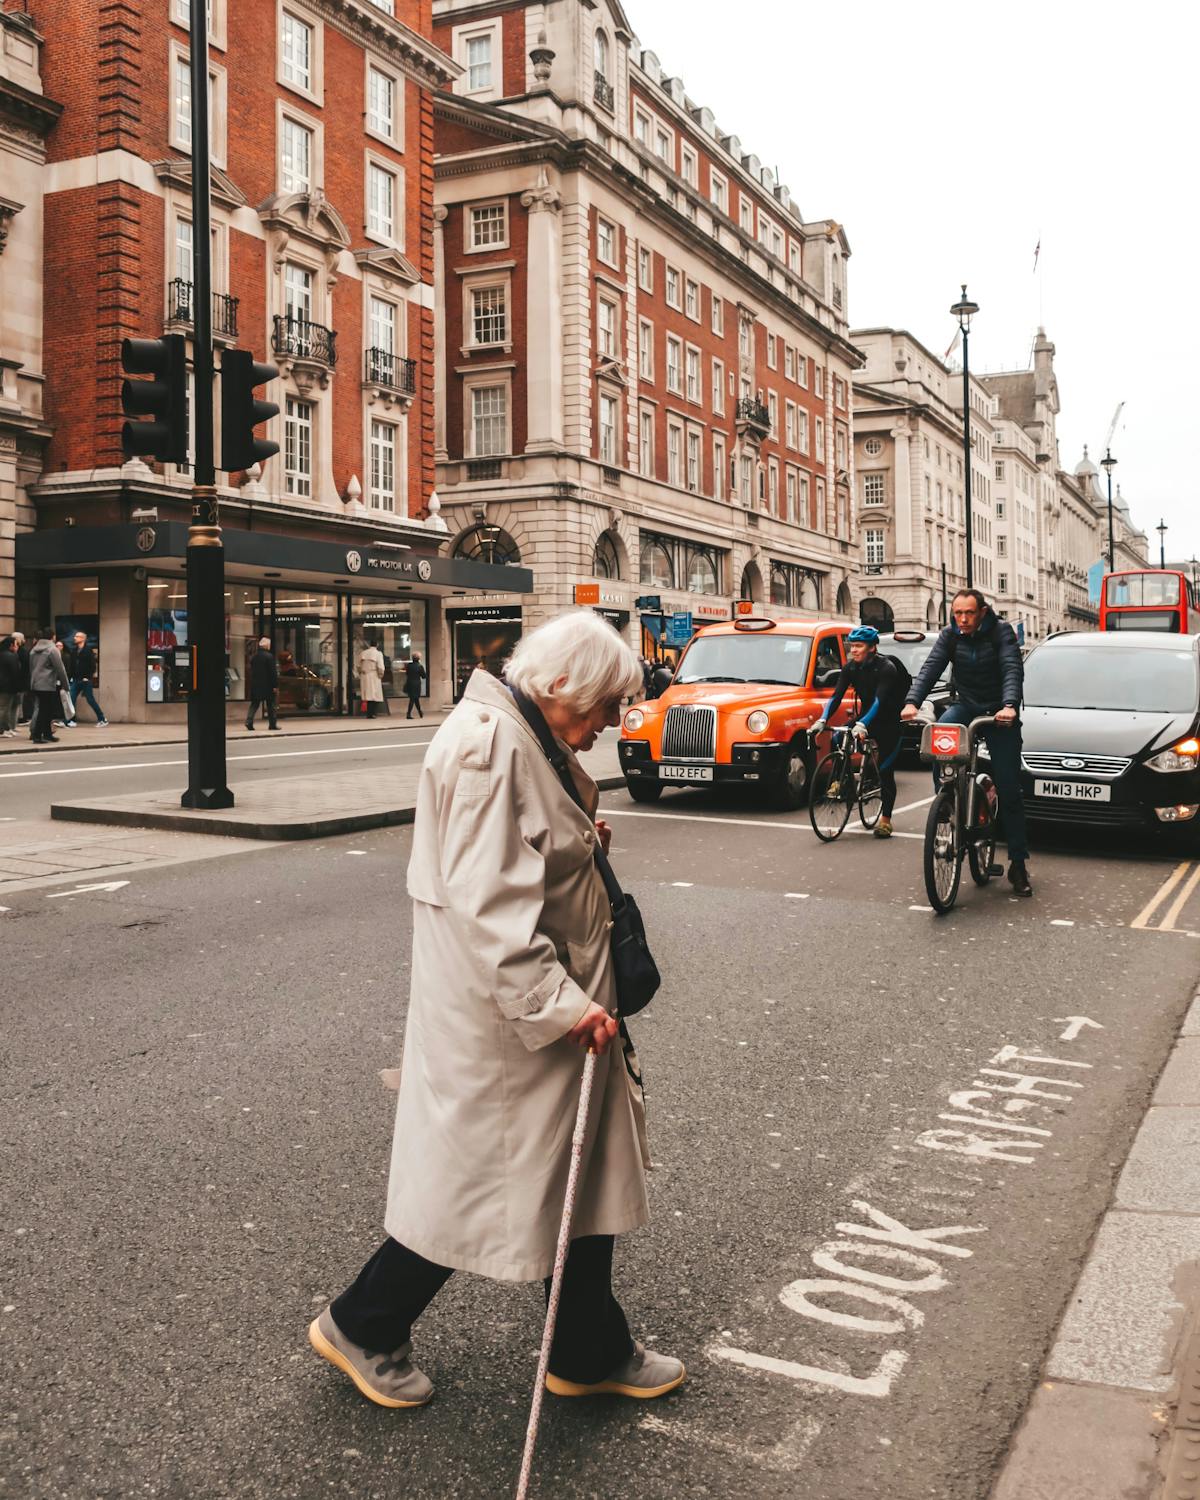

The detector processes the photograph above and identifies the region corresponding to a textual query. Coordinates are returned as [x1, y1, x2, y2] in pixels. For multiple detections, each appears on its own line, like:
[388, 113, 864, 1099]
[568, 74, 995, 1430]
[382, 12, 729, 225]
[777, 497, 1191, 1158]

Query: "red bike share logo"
[931, 725, 965, 757]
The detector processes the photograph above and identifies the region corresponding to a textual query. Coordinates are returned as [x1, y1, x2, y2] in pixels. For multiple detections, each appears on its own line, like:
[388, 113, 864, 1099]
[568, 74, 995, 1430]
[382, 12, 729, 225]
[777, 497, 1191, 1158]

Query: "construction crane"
[1102, 401, 1124, 457]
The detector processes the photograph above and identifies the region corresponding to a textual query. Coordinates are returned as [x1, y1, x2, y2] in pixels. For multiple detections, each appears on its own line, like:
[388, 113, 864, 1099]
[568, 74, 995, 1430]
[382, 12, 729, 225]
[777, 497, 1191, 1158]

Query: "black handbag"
[510, 687, 661, 1018]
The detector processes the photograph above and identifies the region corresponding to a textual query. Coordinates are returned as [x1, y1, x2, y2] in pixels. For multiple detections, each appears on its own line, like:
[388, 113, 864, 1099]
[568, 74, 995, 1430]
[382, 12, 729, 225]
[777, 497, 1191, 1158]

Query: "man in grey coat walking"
[28, 628, 70, 743]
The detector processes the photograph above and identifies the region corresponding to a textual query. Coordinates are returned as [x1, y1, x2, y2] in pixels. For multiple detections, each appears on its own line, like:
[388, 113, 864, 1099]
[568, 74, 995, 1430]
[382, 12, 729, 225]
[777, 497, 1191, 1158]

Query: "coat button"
[583, 829, 596, 846]
[478, 711, 489, 722]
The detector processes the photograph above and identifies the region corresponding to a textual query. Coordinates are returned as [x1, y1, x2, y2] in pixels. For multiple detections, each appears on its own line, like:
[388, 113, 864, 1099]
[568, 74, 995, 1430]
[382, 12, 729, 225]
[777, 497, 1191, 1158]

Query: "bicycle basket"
[920, 722, 971, 764]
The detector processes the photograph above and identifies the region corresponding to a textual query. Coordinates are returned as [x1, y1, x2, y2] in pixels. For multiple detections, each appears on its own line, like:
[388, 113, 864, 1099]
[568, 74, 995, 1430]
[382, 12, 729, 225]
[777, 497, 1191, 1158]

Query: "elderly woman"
[310, 611, 683, 1409]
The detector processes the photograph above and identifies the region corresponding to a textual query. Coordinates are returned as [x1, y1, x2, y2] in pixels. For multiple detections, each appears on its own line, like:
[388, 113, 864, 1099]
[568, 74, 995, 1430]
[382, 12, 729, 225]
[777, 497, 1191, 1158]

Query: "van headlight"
[747, 710, 770, 734]
[1148, 738, 1200, 772]
[624, 708, 644, 731]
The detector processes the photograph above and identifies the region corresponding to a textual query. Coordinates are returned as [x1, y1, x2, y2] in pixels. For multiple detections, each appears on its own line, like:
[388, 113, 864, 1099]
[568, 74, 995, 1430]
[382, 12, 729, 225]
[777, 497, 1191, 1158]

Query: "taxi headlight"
[623, 708, 644, 732]
[1148, 738, 1200, 772]
[747, 710, 770, 734]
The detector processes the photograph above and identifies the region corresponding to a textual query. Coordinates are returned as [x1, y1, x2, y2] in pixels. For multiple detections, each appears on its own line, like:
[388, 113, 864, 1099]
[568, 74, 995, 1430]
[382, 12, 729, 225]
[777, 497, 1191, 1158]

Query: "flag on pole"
[1032, 238, 1041, 273]
[943, 327, 961, 362]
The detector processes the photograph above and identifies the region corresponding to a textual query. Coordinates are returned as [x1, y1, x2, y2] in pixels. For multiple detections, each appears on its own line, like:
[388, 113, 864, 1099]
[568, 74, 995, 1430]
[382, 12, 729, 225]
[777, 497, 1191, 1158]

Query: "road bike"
[921, 714, 1007, 913]
[808, 725, 883, 841]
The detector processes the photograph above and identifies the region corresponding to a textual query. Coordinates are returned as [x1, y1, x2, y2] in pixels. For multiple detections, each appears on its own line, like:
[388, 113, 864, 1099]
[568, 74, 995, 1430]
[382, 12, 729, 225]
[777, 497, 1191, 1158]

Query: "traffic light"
[121, 335, 189, 465]
[220, 348, 280, 472]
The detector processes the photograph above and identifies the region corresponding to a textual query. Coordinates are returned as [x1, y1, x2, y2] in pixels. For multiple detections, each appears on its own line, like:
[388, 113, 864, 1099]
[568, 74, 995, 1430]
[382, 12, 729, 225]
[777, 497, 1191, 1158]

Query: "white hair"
[258, 637, 272, 648]
[505, 610, 642, 713]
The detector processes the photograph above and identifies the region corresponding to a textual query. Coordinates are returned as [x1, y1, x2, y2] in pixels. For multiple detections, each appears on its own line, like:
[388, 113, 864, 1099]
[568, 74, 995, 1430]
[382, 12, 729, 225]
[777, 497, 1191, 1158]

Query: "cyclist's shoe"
[827, 781, 841, 798]
[1008, 860, 1033, 898]
[873, 816, 893, 839]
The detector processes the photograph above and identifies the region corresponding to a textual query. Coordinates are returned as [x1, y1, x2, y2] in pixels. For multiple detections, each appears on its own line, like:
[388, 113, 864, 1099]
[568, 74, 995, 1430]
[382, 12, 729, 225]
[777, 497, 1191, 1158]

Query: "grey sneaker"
[546, 1340, 685, 1399]
[308, 1308, 433, 1408]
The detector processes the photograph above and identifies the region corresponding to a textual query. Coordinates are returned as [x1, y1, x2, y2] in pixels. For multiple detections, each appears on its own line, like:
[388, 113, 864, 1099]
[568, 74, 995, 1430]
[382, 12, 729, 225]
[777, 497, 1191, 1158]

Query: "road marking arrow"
[46, 881, 130, 899]
[1055, 1016, 1104, 1042]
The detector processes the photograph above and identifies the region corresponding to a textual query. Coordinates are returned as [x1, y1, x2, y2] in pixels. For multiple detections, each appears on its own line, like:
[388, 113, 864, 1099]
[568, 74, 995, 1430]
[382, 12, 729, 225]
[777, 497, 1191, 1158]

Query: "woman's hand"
[595, 818, 613, 856]
[566, 1001, 619, 1054]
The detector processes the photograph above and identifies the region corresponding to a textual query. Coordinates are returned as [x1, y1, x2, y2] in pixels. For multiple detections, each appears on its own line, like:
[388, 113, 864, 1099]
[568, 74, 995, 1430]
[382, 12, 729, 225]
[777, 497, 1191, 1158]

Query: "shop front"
[446, 605, 523, 702]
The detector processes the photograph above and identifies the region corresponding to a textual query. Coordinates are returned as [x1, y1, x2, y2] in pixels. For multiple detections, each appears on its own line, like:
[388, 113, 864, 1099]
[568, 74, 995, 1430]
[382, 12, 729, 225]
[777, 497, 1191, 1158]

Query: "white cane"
[515, 1048, 598, 1500]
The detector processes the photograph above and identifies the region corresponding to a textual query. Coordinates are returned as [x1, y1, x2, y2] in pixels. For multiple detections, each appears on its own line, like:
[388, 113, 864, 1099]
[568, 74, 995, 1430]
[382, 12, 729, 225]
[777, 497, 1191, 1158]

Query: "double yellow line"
[1131, 861, 1200, 933]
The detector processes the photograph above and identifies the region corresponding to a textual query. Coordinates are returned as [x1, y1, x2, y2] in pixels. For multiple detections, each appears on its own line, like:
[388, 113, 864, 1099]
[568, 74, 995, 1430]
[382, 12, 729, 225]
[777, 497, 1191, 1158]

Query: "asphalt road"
[4, 771, 1200, 1499]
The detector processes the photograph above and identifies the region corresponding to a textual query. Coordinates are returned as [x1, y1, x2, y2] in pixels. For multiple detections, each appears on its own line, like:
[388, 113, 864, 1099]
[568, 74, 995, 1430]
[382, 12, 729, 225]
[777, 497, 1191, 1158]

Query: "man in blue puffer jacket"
[901, 588, 1031, 897]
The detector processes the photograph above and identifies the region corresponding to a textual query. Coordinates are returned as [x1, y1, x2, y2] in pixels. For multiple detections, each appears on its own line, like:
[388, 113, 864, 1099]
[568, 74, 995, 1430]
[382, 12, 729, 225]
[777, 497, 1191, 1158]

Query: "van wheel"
[771, 739, 811, 811]
[627, 780, 663, 804]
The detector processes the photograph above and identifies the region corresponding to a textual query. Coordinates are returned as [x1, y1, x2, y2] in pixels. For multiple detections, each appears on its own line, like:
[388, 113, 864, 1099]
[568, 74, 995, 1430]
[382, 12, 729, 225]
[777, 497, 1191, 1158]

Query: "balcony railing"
[594, 70, 614, 112]
[272, 313, 337, 366]
[735, 397, 771, 432]
[364, 347, 416, 395]
[167, 278, 239, 338]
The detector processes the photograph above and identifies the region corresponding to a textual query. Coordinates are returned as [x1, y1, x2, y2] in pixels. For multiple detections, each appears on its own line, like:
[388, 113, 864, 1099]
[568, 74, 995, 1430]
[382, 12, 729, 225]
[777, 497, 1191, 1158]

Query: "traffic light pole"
[182, 0, 233, 809]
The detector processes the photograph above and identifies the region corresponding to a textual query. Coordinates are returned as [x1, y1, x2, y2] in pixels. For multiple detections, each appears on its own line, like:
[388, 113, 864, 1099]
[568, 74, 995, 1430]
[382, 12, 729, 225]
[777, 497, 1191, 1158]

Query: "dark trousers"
[70, 679, 105, 722]
[331, 1233, 633, 1384]
[30, 690, 61, 740]
[246, 692, 277, 729]
[406, 690, 423, 719]
[935, 704, 1029, 861]
[874, 725, 901, 818]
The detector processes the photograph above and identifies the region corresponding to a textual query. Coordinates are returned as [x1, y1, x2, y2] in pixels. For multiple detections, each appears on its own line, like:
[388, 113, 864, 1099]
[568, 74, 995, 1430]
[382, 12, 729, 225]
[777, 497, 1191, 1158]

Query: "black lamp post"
[1157, 518, 1168, 569]
[1101, 448, 1117, 572]
[950, 284, 979, 588]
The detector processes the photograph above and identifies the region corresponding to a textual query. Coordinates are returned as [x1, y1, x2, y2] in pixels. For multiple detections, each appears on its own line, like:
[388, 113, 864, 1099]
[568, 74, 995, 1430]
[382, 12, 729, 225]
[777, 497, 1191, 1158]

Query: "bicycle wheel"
[923, 786, 962, 913]
[968, 832, 997, 886]
[857, 746, 883, 829]
[809, 752, 853, 842]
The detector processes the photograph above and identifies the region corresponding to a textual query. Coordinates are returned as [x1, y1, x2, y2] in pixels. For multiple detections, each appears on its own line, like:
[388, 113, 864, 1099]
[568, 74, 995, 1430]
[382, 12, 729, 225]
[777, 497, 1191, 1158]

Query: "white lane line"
[909, 904, 934, 913]
[890, 795, 936, 816]
[784, 892, 809, 900]
[46, 880, 129, 899]
[1049, 919, 1075, 927]
[0, 739, 434, 780]
[1130, 860, 1191, 930]
[1160, 862, 1200, 933]
[604, 807, 923, 839]
[671, 881, 694, 887]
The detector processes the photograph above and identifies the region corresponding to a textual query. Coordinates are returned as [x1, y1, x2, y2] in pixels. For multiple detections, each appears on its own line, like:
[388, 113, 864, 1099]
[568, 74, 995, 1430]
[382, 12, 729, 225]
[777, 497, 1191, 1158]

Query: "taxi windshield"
[675, 632, 813, 687]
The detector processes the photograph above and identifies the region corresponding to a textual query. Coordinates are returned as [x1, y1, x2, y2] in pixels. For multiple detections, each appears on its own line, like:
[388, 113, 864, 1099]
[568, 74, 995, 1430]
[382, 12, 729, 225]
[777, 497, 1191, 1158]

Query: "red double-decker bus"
[1099, 570, 1200, 634]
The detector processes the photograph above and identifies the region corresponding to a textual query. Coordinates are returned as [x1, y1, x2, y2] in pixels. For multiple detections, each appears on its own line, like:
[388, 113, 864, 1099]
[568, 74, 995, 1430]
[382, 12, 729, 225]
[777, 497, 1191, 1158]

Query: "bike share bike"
[809, 724, 883, 841]
[920, 715, 1010, 912]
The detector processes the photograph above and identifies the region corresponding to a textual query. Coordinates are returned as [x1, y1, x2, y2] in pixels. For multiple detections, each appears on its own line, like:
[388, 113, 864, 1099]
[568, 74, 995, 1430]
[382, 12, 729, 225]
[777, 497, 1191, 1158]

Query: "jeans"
[0, 691, 17, 732]
[331, 1233, 634, 1384]
[934, 703, 1029, 861]
[70, 679, 105, 722]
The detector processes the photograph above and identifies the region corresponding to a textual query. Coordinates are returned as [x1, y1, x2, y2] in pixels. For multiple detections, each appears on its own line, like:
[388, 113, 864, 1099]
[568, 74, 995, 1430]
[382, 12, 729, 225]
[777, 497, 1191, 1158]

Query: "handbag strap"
[508, 685, 626, 912]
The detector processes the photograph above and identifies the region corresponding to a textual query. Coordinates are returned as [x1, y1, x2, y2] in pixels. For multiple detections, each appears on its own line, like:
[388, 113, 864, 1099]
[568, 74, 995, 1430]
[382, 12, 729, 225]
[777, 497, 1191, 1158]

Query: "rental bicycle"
[808, 725, 883, 841]
[921, 715, 1008, 913]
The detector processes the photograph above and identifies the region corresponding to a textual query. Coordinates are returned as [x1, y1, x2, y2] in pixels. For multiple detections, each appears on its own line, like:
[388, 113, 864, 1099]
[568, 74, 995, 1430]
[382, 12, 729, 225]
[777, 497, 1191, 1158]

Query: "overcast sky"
[628, 0, 1200, 561]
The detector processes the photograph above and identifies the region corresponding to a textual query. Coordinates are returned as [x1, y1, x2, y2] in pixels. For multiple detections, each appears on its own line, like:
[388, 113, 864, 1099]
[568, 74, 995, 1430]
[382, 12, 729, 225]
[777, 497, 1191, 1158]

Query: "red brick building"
[430, 0, 860, 689]
[16, 0, 527, 721]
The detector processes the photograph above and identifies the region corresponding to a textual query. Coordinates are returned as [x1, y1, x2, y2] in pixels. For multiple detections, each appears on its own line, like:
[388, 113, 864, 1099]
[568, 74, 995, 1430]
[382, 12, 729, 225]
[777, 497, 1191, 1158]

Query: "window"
[834, 376, 845, 408]
[281, 116, 313, 193]
[789, 241, 800, 274]
[665, 266, 681, 309]
[468, 284, 507, 348]
[998, 572, 1008, 593]
[366, 65, 395, 140]
[640, 408, 655, 476]
[864, 528, 884, 567]
[471, 384, 507, 455]
[797, 409, 809, 453]
[597, 216, 617, 267]
[797, 353, 808, 389]
[740, 456, 753, 505]
[284, 396, 312, 497]
[739, 196, 753, 233]
[598, 297, 617, 358]
[800, 473, 812, 527]
[655, 127, 672, 164]
[714, 436, 726, 501]
[768, 460, 779, 515]
[171, 47, 227, 165]
[599, 393, 619, 465]
[638, 319, 654, 381]
[685, 347, 700, 402]
[767, 333, 777, 369]
[280, 10, 313, 94]
[997, 536, 1008, 557]
[594, 27, 609, 81]
[469, 202, 507, 250]
[367, 161, 397, 241]
[687, 549, 719, 594]
[863, 473, 885, 506]
[369, 420, 397, 511]
[711, 358, 725, 414]
[634, 109, 650, 146]
[466, 31, 493, 91]
[687, 430, 701, 492]
[711, 294, 724, 337]
[996, 500, 1005, 519]
[640, 538, 674, 589]
[786, 469, 797, 523]
[666, 335, 682, 394]
[174, 216, 194, 283]
[863, 436, 883, 458]
[638, 245, 653, 292]
[284, 261, 313, 321]
[681, 144, 698, 186]
[685, 279, 699, 320]
[667, 422, 683, 487]
[995, 460, 1005, 480]
[173, 51, 192, 147]
[815, 418, 825, 463]
[785, 400, 796, 449]
[710, 169, 727, 214]
[815, 365, 824, 398]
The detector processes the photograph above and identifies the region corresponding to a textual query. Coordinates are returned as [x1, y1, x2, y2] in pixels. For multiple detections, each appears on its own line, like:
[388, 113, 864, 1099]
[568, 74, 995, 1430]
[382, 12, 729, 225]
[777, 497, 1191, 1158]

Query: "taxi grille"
[1023, 751, 1132, 779]
[662, 704, 716, 760]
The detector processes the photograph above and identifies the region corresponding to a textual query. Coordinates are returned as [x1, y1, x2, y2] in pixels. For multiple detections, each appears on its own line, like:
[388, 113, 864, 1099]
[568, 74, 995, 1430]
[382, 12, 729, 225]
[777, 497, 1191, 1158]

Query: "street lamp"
[1157, 518, 1168, 569]
[1101, 448, 1117, 572]
[950, 284, 980, 589]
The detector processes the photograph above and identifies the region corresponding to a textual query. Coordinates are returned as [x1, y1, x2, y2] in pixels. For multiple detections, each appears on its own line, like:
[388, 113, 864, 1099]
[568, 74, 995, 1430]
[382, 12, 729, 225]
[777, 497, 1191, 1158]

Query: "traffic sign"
[635, 594, 662, 611]
[666, 611, 693, 647]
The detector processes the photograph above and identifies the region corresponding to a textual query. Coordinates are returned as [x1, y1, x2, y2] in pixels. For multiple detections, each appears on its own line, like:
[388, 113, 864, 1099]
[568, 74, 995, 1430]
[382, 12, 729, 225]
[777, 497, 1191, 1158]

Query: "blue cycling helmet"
[847, 625, 880, 645]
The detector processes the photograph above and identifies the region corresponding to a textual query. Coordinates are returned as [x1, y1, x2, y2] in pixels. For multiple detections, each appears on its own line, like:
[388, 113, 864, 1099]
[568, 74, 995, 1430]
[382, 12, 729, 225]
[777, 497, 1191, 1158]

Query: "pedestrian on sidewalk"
[28, 627, 70, 743]
[245, 638, 280, 731]
[310, 610, 684, 1412]
[52, 637, 77, 728]
[403, 651, 426, 719]
[0, 635, 21, 735]
[11, 632, 31, 725]
[69, 632, 108, 727]
[358, 638, 385, 718]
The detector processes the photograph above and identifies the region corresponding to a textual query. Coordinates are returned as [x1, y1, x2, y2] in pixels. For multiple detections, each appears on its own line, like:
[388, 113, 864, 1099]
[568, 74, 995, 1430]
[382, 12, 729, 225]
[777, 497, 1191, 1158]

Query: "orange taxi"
[619, 617, 856, 809]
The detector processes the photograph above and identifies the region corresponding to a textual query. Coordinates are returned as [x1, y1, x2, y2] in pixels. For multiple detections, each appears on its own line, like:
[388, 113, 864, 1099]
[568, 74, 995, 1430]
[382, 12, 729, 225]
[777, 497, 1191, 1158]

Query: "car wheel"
[627, 779, 663, 804]
[311, 685, 331, 711]
[771, 738, 811, 811]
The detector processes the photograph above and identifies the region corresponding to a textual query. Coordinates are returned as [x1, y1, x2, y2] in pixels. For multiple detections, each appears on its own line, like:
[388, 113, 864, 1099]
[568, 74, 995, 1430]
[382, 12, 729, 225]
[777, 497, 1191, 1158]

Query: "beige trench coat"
[383, 668, 650, 1281]
[357, 646, 385, 703]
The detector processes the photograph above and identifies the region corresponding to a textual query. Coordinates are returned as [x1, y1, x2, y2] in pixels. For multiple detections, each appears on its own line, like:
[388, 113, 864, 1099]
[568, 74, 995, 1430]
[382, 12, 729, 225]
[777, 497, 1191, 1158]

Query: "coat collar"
[462, 669, 598, 815]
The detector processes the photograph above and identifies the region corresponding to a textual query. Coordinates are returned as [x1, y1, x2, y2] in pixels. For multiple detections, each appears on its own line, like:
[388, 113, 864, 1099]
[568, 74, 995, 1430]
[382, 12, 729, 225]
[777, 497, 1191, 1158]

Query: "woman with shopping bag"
[310, 610, 684, 1410]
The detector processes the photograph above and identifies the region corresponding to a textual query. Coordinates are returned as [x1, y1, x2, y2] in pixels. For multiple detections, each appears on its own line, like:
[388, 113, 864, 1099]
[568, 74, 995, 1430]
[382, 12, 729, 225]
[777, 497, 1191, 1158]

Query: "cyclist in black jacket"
[813, 625, 903, 838]
[901, 588, 1031, 897]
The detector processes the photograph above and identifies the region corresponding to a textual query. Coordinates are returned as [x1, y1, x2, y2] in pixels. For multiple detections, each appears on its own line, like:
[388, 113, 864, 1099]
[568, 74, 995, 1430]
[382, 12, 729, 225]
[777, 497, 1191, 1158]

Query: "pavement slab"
[1150, 1036, 1200, 1105]
[1117, 1108, 1200, 1214]
[991, 1381, 1165, 1500]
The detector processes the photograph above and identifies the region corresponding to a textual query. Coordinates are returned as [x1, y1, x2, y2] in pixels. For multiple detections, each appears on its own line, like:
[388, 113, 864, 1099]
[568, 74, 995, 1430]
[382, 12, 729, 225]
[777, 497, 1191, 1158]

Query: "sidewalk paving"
[992, 984, 1200, 1500]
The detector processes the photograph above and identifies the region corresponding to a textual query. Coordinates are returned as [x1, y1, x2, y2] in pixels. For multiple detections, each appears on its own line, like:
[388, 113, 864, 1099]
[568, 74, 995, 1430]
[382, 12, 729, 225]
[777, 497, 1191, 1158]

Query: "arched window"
[739, 563, 762, 602]
[800, 574, 820, 611]
[452, 524, 521, 566]
[770, 564, 790, 606]
[594, 28, 610, 80]
[593, 531, 621, 579]
[836, 582, 852, 617]
[926, 598, 938, 630]
[639, 540, 673, 588]
[686, 549, 719, 595]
